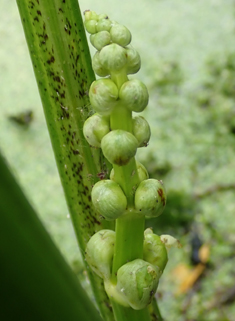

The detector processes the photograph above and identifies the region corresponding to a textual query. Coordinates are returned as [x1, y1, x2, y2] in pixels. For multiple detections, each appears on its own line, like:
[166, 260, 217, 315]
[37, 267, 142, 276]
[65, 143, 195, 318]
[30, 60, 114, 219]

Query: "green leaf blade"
[16, 1, 114, 320]
[0, 152, 103, 321]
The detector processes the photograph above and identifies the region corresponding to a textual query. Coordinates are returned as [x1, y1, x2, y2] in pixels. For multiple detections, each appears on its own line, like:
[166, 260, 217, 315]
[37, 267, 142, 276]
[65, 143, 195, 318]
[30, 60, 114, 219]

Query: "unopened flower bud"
[83, 113, 110, 148]
[84, 19, 97, 34]
[134, 179, 166, 217]
[89, 79, 118, 115]
[132, 116, 151, 147]
[110, 24, 132, 47]
[126, 47, 141, 74]
[136, 161, 149, 181]
[116, 259, 160, 310]
[90, 31, 111, 51]
[92, 51, 109, 77]
[84, 10, 98, 22]
[99, 43, 127, 72]
[143, 228, 168, 272]
[101, 130, 138, 166]
[91, 180, 127, 220]
[96, 18, 112, 32]
[98, 13, 109, 20]
[85, 229, 115, 279]
[119, 79, 149, 112]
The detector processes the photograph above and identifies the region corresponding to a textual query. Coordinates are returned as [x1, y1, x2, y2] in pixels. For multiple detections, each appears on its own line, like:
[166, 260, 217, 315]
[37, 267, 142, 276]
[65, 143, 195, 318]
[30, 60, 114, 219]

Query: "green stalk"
[112, 158, 138, 205]
[112, 212, 145, 278]
[112, 301, 151, 321]
[109, 72, 151, 320]
[16, 1, 113, 319]
[148, 297, 163, 321]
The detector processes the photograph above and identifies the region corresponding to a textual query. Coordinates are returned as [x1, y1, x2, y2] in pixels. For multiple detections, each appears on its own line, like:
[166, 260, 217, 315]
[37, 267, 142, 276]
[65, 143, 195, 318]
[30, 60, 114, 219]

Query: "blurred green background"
[1, 0, 235, 320]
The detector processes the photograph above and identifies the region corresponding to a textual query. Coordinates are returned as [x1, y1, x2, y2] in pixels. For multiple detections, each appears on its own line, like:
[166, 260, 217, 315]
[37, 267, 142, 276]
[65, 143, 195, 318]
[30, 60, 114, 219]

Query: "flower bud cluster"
[83, 11, 175, 311]
[83, 10, 150, 155]
[83, 11, 156, 222]
[85, 228, 169, 310]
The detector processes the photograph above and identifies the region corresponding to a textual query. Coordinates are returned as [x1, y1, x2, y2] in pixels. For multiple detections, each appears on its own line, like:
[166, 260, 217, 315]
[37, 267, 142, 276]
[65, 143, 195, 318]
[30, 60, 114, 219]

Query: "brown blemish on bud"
[157, 188, 166, 206]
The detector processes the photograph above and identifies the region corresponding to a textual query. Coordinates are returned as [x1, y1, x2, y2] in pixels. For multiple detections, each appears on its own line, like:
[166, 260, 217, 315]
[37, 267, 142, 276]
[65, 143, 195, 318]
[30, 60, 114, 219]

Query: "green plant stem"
[148, 298, 163, 321]
[110, 103, 132, 132]
[112, 211, 145, 279]
[109, 71, 151, 321]
[112, 158, 138, 205]
[111, 69, 128, 89]
[111, 301, 151, 321]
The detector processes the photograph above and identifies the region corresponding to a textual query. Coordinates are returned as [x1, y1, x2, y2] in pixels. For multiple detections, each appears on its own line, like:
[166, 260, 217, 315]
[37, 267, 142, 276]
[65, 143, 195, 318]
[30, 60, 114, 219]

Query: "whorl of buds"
[91, 180, 127, 220]
[83, 113, 110, 148]
[85, 229, 115, 279]
[116, 259, 160, 310]
[132, 116, 151, 147]
[119, 79, 149, 112]
[89, 79, 118, 115]
[134, 179, 167, 217]
[101, 130, 138, 166]
[143, 228, 168, 273]
[84, 11, 141, 78]
[84, 11, 132, 48]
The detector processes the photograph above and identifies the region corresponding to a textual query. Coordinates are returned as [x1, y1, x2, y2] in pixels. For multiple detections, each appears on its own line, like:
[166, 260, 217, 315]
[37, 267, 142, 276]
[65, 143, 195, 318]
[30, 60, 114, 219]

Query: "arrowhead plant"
[16, 2, 180, 321]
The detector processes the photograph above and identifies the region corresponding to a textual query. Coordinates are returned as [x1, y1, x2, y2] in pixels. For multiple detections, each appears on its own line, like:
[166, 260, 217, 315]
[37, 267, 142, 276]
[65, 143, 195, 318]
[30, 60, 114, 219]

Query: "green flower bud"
[134, 179, 167, 217]
[136, 161, 149, 181]
[92, 51, 109, 77]
[84, 19, 97, 34]
[90, 31, 111, 51]
[110, 160, 148, 182]
[84, 10, 98, 22]
[116, 259, 160, 310]
[101, 130, 138, 166]
[126, 47, 141, 74]
[143, 228, 168, 273]
[132, 116, 151, 147]
[119, 79, 149, 113]
[110, 24, 132, 47]
[85, 229, 115, 279]
[91, 180, 127, 220]
[83, 113, 110, 148]
[99, 43, 127, 72]
[98, 13, 109, 20]
[89, 79, 118, 115]
[96, 18, 112, 32]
